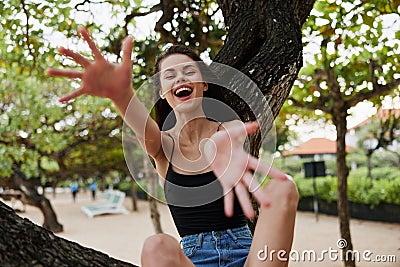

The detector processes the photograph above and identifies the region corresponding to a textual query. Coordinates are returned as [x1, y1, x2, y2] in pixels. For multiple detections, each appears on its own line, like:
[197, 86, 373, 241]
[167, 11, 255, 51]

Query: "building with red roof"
[283, 138, 352, 160]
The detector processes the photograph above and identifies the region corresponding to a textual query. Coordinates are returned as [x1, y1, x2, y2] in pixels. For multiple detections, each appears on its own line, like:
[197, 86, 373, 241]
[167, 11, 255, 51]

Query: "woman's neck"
[173, 112, 212, 143]
[174, 104, 206, 129]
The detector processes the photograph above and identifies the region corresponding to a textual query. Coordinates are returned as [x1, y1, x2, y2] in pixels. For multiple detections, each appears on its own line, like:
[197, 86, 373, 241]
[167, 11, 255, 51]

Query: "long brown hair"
[152, 45, 233, 130]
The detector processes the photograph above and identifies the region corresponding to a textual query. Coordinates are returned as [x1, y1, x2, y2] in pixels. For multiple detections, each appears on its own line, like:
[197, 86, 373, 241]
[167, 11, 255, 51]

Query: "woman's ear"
[203, 82, 208, 91]
[159, 89, 166, 99]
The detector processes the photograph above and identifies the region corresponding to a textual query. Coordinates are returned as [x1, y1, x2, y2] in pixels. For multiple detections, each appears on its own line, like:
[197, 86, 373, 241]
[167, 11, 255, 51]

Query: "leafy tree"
[356, 108, 400, 177]
[289, 0, 400, 266]
[0, 73, 129, 232]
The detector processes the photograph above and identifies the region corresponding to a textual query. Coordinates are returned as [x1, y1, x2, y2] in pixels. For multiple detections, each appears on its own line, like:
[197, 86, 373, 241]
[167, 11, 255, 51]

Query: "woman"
[47, 28, 299, 267]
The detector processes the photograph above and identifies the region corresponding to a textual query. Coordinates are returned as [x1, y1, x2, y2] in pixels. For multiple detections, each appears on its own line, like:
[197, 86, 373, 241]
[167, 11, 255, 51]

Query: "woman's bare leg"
[141, 233, 195, 267]
[245, 177, 299, 267]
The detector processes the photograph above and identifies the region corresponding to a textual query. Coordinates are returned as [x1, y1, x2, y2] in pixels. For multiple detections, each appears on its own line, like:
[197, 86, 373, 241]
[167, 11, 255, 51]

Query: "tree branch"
[216, 0, 240, 27]
[288, 96, 321, 112]
[347, 61, 400, 108]
[124, 2, 163, 36]
[154, 0, 181, 45]
[20, 0, 36, 72]
[313, 68, 333, 109]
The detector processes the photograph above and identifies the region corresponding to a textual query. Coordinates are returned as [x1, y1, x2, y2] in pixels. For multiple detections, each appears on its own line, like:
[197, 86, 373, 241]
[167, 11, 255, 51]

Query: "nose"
[175, 71, 188, 85]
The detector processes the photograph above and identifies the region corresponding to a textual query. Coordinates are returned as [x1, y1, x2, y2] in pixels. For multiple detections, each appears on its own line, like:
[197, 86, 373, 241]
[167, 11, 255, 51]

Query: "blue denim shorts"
[180, 225, 253, 267]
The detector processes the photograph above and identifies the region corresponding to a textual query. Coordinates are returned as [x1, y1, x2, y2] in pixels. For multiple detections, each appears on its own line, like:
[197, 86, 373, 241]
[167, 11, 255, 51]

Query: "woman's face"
[159, 54, 208, 110]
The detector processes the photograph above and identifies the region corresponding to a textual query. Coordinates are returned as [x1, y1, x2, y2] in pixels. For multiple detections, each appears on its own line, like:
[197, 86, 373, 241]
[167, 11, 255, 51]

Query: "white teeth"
[175, 87, 192, 95]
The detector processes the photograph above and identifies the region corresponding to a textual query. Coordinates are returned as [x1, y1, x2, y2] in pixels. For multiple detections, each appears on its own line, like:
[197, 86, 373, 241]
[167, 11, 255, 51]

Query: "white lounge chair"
[81, 190, 129, 218]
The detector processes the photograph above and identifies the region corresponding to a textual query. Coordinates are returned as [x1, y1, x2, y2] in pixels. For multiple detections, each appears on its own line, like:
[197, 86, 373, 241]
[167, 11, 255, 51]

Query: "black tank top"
[163, 126, 247, 237]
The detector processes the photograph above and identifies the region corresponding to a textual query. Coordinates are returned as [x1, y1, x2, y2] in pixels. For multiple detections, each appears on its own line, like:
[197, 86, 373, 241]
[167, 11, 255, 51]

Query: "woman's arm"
[47, 28, 162, 158]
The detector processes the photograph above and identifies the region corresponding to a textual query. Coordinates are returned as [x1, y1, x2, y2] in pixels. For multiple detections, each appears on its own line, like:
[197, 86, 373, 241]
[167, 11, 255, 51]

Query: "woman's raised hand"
[47, 27, 134, 103]
[204, 121, 290, 219]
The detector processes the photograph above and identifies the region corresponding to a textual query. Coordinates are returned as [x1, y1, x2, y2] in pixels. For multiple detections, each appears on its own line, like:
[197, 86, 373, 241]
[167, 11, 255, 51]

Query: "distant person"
[89, 181, 98, 201]
[70, 182, 79, 203]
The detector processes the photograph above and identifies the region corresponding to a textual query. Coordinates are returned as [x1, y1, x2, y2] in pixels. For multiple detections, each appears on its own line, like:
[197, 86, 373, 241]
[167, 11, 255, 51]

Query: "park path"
[15, 190, 399, 266]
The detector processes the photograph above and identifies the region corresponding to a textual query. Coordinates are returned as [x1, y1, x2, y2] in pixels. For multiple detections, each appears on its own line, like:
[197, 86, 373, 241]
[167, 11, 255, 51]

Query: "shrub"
[294, 169, 400, 206]
[117, 178, 132, 191]
[295, 176, 337, 203]
[349, 167, 399, 180]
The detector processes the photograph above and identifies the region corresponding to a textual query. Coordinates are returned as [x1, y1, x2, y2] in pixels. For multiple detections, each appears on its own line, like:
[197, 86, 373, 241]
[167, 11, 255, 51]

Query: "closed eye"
[165, 74, 176, 79]
[185, 70, 196, 76]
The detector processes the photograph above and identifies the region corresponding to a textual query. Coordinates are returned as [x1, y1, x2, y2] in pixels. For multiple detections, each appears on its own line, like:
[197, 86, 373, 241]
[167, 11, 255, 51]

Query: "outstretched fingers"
[242, 171, 270, 207]
[59, 47, 91, 67]
[121, 36, 134, 67]
[243, 121, 260, 134]
[222, 121, 259, 141]
[46, 68, 83, 79]
[78, 27, 104, 61]
[58, 88, 85, 103]
[234, 182, 255, 219]
[223, 189, 234, 218]
[247, 155, 288, 182]
[267, 166, 291, 181]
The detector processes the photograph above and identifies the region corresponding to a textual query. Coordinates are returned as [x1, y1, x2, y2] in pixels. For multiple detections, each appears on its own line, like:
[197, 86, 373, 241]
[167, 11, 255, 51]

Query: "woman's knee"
[142, 234, 164, 253]
[141, 234, 181, 266]
[263, 178, 299, 211]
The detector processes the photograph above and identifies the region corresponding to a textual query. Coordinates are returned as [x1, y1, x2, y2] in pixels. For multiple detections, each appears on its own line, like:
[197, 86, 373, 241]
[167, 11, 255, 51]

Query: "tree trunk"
[12, 166, 64, 233]
[334, 114, 355, 267]
[149, 197, 163, 234]
[143, 156, 163, 234]
[100, 176, 107, 191]
[215, 0, 314, 119]
[130, 179, 138, 211]
[38, 197, 64, 233]
[0, 201, 138, 267]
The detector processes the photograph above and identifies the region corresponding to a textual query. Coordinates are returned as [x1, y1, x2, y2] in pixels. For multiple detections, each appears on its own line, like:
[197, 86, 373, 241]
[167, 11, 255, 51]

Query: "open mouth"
[174, 87, 193, 99]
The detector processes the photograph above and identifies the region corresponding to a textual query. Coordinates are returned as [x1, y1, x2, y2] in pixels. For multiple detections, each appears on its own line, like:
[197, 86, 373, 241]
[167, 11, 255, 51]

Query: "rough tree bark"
[215, 0, 315, 231]
[332, 110, 354, 267]
[0, 201, 137, 267]
[130, 180, 138, 211]
[0, 0, 316, 265]
[216, 0, 315, 117]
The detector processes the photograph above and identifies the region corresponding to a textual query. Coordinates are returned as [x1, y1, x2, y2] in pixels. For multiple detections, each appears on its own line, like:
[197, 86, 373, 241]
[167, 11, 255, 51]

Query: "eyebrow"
[163, 63, 198, 73]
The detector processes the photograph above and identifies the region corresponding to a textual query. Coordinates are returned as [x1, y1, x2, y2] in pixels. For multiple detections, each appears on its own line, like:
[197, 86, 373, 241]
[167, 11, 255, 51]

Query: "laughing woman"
[47, 28, 298, 267]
